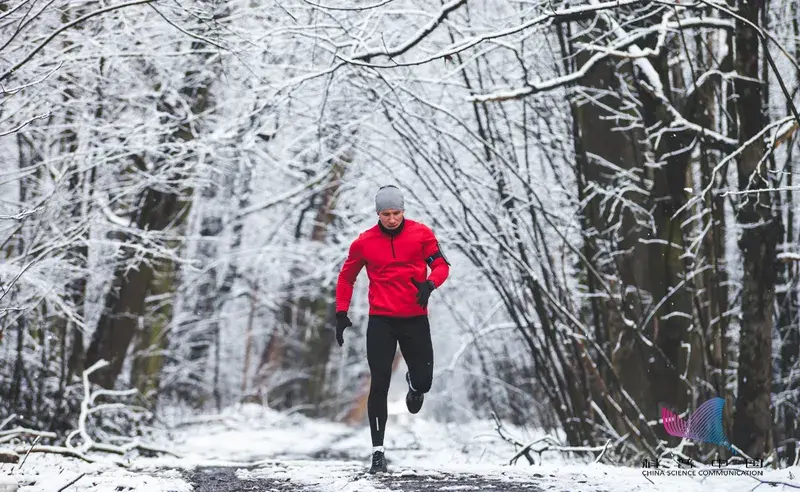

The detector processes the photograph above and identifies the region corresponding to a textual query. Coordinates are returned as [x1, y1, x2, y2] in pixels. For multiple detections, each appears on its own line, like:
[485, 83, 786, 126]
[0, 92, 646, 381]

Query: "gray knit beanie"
[375, 185, 404, 213]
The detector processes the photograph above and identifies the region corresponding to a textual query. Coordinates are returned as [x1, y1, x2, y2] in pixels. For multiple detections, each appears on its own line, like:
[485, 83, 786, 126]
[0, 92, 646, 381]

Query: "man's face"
[378, 209, 404, 229]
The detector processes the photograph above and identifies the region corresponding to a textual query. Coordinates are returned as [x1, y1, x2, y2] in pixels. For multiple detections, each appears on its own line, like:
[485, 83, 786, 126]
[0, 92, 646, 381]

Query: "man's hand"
[335, 311, 352, 346]
[410, 278, 435, 308]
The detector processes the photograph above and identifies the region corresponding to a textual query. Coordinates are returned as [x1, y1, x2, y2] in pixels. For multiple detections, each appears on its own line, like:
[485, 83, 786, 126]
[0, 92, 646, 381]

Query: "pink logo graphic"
[661, 397, 732, 451]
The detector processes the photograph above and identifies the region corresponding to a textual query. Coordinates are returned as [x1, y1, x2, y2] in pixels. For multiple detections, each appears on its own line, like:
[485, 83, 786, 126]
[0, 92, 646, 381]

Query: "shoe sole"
[406, 392, 423, 414]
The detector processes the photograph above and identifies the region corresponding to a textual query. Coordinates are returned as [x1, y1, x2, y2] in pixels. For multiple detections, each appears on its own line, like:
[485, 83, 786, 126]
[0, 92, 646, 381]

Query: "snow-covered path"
[185, 463, 550, 492]
[4, 404, 800, 491]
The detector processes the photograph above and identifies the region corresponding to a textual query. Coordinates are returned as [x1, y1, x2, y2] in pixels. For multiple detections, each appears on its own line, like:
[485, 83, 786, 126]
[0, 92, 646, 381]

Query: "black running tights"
[367, 315, 434, 446]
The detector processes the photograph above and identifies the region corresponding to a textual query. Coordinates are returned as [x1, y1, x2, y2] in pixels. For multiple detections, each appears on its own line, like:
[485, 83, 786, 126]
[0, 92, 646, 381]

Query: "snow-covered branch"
[235, 167, 336, 219]
[674, 116, 794, 219]
[0, 0, 157, 83]
[0, 113, 50, 137]
[467, 9, 738, 154]
[301, 0, 394, 11]
[45, 360, 181, 460]
[492, 411, 612, 465]
[467, 13, 732, 103]
[349, 0, 467, 62]
[342, 0, 650, 68]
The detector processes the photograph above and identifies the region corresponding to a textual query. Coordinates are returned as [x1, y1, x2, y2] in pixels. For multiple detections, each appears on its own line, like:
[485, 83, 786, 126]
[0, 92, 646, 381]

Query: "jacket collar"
[378, 218, 405, 236]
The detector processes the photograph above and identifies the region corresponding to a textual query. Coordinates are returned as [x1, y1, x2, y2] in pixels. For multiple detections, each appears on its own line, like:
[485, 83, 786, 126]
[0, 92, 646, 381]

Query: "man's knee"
[369, 372, 392, 394]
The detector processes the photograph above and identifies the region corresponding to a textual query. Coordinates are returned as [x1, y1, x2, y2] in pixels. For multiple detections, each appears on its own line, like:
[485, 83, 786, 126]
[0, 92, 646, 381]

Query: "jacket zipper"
[390, 236, 396, 258]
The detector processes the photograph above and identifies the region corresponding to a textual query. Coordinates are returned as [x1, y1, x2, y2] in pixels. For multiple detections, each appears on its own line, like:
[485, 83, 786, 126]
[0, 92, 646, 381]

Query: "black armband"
[426, 242, 451, 266]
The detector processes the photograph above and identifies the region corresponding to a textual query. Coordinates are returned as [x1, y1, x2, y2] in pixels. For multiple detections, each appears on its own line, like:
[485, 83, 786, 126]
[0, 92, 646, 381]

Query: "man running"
[334, 185, 450, 474]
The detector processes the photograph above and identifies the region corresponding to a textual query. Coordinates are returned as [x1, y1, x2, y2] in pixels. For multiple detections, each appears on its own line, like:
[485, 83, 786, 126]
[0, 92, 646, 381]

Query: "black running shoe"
[405, 372, 424, 414]
[369, 450, 388, 474]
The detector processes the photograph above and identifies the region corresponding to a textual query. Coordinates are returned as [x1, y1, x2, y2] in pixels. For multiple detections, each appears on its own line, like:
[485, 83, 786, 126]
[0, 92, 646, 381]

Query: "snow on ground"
[2, 402, 800, 491]
[0, 453, 192, 492]
[162, 402, 356, 462]
[239, 458, 800, 492]
[157, 402, 540, 465]
[252, 459, 800, 492]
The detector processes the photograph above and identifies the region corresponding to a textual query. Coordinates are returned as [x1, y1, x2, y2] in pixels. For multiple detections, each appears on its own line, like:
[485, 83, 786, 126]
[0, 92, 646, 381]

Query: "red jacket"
[336, 219, 450, 317]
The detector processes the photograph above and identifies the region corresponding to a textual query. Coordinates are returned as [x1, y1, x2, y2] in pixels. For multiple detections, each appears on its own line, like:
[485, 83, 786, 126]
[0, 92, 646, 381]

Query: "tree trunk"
[732, 0, 780, 458]
[242, 285, 258, 396]
[56, 31, 93, 403]
[85, 188, 181, 388]
[86, 40, 211, 390]
[693, 25, 730, 401]
[636, 54, 696, 423]
[6, 133, 38, 415]
[130, 257, 175, 401]
[258, 150, 348, 416]
[570, 42, 655, 432]
[775, 0, 800, 465]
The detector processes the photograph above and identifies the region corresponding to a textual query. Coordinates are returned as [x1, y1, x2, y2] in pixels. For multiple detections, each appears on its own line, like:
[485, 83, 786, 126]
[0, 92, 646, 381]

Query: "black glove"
[410, 278, 435, 308]
[335, 311, 352, 346]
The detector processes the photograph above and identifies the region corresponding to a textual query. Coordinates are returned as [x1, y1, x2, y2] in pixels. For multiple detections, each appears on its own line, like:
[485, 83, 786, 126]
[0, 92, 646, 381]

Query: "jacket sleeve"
[421, 226, 450, 289]
[335, 237, 366, 313]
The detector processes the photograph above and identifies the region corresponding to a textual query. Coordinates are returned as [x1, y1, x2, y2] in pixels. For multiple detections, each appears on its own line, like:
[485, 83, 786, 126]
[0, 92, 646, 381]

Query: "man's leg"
[397, 316, 434, 412]
[367, 316, 397, 447]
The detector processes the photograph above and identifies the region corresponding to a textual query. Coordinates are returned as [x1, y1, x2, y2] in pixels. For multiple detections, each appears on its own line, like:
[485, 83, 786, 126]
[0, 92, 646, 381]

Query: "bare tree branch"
[0, 0, 155, 83]
[349, 0, 467, 62]
[301, 0, 396, 11]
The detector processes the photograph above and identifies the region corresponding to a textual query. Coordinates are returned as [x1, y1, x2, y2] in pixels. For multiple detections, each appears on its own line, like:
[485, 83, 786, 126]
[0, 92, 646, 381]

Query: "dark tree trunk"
[774, 0, 800, 465]
[85, 39, 211, 390]
[85, 188, 180, 388]
[732, 0, 780, 459]
[258, 158, 345, 416]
